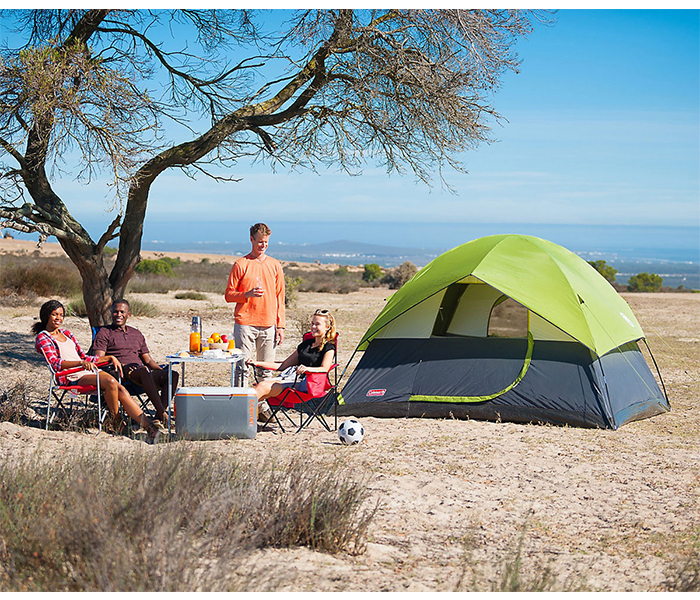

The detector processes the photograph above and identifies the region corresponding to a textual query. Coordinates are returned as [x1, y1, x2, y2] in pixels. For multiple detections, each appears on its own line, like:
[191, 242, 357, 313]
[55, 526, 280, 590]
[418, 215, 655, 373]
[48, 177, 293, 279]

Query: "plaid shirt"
[35, 329, 98, 385]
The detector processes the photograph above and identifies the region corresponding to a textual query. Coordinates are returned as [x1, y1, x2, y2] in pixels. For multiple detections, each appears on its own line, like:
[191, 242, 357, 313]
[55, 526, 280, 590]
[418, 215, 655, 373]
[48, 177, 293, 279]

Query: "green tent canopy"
[359, 234, 643, 356]
[340, 234, 668, 429]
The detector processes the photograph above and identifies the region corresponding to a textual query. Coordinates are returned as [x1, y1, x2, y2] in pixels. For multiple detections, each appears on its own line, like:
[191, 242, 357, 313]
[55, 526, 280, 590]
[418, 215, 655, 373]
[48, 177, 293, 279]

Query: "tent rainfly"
[337, 234, 669, 429]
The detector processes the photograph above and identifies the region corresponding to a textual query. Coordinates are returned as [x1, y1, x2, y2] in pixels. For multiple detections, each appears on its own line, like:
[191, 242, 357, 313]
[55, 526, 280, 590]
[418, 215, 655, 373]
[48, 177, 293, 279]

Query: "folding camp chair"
[42, 350, 109, 433]
[262, 366, 339, 433]
[261, 333, 340, 433]
[119, 378, 150, 414]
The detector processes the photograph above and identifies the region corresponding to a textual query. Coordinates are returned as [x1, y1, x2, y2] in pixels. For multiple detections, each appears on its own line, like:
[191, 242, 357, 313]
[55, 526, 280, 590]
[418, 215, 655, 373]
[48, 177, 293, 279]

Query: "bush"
[284, 267, 362, 294]
[161, 256, 182, 267]
[665, 550, 700, 591]
[0, 381, 32, 425]
[129, 259, 230, 295]
[174, 291, 208, 301]
[628, 272, 663, 293]
[0, 263, 81, 297]
[285, 274, 303, 307]
[134, 258, 176, 277]
[67, 297, 159, 318]
[587, 259, 617, 283]
[0, 447, 377, 591]
[382, 261, 418, 289]
[362, 263, 383, 282]
[0, 290, 39, 307]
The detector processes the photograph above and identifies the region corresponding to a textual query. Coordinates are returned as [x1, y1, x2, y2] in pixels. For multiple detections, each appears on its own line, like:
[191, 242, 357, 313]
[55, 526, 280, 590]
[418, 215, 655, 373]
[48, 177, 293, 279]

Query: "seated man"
[93, 299, 177, 426]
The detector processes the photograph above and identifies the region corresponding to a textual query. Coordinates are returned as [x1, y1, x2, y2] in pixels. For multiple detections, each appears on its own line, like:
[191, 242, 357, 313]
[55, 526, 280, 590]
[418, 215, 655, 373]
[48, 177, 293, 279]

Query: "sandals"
[146, 422, 160, 445]
[105, 413, 128, 436]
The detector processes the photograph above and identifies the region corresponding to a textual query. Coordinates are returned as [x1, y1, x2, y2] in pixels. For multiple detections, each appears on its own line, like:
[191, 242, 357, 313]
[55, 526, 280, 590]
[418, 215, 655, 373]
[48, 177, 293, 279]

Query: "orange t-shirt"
[224, 254, 286, 328]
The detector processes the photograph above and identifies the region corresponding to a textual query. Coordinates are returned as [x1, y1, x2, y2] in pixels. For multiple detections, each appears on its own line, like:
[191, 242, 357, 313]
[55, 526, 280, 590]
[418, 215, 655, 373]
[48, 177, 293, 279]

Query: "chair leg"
[297, 391, 336, 433]
[47, 389, 71, 430]
[264, 402, 295, 433]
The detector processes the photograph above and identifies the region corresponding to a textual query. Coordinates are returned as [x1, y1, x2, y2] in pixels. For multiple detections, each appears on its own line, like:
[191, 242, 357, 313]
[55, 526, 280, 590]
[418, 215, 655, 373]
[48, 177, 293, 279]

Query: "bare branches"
[1, 9, 540, 199]
[0, 8, 545, 324]
[0, 203, 88, 246]
[254, 9, 536, 185]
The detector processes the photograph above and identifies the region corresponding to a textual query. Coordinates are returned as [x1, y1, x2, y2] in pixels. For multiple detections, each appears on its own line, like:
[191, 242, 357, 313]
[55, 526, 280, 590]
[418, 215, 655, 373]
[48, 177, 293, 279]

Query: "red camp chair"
[262, 333, 339, 433]
[42, 350, 109, 432]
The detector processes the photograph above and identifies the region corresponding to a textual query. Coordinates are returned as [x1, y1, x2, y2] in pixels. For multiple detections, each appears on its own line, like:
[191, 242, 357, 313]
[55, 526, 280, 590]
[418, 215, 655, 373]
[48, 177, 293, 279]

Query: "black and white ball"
[338, 419, 364, 445]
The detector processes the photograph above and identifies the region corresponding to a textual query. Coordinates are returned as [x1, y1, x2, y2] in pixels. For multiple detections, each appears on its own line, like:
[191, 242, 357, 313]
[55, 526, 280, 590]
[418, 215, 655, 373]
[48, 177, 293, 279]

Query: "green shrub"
[134, 258, 175, 277]
[284, 274, 303, 307]
[627, 272, 663, 292]
[334, 265, 350, 277]
[161, 256, 182, 267]
[362, 263, 383, 282]
[587, 259, 617, 283]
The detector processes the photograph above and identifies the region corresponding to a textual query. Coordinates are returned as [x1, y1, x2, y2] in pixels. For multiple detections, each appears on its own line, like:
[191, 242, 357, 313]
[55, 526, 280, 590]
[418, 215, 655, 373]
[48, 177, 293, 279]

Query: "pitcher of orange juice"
[189, 316, 202, 352]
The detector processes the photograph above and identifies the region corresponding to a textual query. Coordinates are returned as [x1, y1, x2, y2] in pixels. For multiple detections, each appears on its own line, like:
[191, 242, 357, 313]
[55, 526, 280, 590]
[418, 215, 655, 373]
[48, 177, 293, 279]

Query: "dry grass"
[0, 257, 81, 300]
[0, 381, 31, 425]
[0, 446, 378, 591]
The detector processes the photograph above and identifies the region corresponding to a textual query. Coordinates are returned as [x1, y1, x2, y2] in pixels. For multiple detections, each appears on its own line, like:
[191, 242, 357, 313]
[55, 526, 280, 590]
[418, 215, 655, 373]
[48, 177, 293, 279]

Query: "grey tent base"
[337, 337, 669, 430]
[336, 399, 668, 429]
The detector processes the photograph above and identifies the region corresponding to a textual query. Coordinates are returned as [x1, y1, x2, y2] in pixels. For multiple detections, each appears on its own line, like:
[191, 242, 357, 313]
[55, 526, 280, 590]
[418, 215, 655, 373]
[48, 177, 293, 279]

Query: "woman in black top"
[249, 309, 336, 409]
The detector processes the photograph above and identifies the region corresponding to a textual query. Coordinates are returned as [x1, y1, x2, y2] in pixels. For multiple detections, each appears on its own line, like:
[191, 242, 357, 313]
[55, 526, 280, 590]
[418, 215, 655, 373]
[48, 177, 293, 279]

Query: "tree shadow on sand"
[0, 331, 44, 369]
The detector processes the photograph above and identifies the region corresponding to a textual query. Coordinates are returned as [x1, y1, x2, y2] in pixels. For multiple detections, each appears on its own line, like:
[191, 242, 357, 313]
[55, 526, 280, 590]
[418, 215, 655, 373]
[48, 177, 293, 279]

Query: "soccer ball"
[338, 419, 364, 445]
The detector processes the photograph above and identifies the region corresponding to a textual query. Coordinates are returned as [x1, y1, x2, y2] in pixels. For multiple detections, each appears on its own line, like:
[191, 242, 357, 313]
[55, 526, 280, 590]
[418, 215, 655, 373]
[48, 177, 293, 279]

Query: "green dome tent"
[338, 234, 669, 429]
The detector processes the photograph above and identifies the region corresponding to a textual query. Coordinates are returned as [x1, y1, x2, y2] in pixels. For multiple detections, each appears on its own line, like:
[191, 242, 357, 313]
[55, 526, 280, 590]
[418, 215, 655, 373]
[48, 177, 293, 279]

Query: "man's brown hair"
[250, 222, 271, 237]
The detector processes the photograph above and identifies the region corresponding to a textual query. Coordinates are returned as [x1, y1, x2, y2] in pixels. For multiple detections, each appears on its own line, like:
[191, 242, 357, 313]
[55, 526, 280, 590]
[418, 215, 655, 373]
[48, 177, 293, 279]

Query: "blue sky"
[13, 10, 700, 245]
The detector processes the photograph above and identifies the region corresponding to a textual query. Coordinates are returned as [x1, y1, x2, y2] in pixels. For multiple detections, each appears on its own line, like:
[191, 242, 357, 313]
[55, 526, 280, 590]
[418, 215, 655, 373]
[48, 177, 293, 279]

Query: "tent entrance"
[416, 283, 534, 402]
[411, 332, 534, 403]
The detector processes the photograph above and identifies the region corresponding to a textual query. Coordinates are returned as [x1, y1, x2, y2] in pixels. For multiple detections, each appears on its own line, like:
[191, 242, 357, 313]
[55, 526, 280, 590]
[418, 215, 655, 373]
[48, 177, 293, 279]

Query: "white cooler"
[175, 387, 257, 440]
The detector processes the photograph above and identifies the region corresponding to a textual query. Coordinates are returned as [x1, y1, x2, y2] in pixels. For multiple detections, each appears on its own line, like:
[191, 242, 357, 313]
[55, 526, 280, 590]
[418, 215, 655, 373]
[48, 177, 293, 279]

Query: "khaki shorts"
[234, 324, 277, 381]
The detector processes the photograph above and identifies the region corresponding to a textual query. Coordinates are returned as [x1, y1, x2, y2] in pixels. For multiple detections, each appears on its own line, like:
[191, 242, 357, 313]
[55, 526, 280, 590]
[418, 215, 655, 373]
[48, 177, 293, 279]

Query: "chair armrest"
[56, 357, 110, 378]
[305, 364, 338, 381]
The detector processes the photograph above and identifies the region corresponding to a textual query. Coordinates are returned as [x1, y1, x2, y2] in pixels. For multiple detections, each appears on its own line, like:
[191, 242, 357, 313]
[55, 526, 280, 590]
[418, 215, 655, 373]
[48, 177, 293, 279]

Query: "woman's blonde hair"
[313, 309, 336, 348]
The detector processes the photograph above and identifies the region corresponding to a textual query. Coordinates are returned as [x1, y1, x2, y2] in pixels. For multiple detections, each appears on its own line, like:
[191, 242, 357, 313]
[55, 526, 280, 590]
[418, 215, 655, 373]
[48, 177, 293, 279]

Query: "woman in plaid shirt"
[34, 300, 159, 441]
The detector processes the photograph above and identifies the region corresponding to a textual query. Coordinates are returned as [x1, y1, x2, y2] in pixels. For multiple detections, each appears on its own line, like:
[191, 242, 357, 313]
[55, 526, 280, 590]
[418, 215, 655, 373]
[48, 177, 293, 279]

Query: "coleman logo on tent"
[366, 389, 386, 397]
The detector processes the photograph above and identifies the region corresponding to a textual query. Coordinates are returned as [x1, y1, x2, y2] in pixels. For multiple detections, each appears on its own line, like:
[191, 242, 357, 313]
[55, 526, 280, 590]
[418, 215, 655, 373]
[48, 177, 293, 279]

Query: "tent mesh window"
[487, 297, 528, 338]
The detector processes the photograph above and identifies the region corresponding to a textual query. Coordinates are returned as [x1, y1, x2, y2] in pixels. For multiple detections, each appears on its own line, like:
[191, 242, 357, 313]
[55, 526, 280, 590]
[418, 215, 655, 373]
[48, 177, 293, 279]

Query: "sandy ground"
[0, 240, 699, 591]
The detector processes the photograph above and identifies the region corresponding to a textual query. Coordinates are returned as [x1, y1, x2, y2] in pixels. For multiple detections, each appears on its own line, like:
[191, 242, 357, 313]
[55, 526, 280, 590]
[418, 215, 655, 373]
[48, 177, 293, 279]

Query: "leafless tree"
[0, 9, 545, 325]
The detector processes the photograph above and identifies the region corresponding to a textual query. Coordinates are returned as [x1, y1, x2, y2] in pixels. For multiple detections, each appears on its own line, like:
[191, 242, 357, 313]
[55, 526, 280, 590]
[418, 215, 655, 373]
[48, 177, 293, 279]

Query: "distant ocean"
[139, 221, 700, 289]
[7, 221, 698, 289]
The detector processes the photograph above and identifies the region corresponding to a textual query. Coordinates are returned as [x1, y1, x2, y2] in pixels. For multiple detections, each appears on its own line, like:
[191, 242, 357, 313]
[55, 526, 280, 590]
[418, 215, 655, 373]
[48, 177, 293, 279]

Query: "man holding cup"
[225, 223, 286, 384]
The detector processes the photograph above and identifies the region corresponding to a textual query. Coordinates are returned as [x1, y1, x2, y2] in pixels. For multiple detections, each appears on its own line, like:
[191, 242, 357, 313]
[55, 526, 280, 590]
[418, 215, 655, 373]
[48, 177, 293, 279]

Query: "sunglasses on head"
[315, 309, 330, 315]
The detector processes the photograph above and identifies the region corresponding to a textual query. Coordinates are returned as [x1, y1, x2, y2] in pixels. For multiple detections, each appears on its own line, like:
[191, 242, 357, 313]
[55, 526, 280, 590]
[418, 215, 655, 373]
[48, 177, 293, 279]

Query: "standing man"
[93, 299, 178, 427]
[225, 222, 286, 382]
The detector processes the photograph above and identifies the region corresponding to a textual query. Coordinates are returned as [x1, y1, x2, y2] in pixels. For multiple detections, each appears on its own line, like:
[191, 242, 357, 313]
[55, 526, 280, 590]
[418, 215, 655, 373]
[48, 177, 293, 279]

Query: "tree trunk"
[58, 238, 114, 327]
[109, 179, 150, 299]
